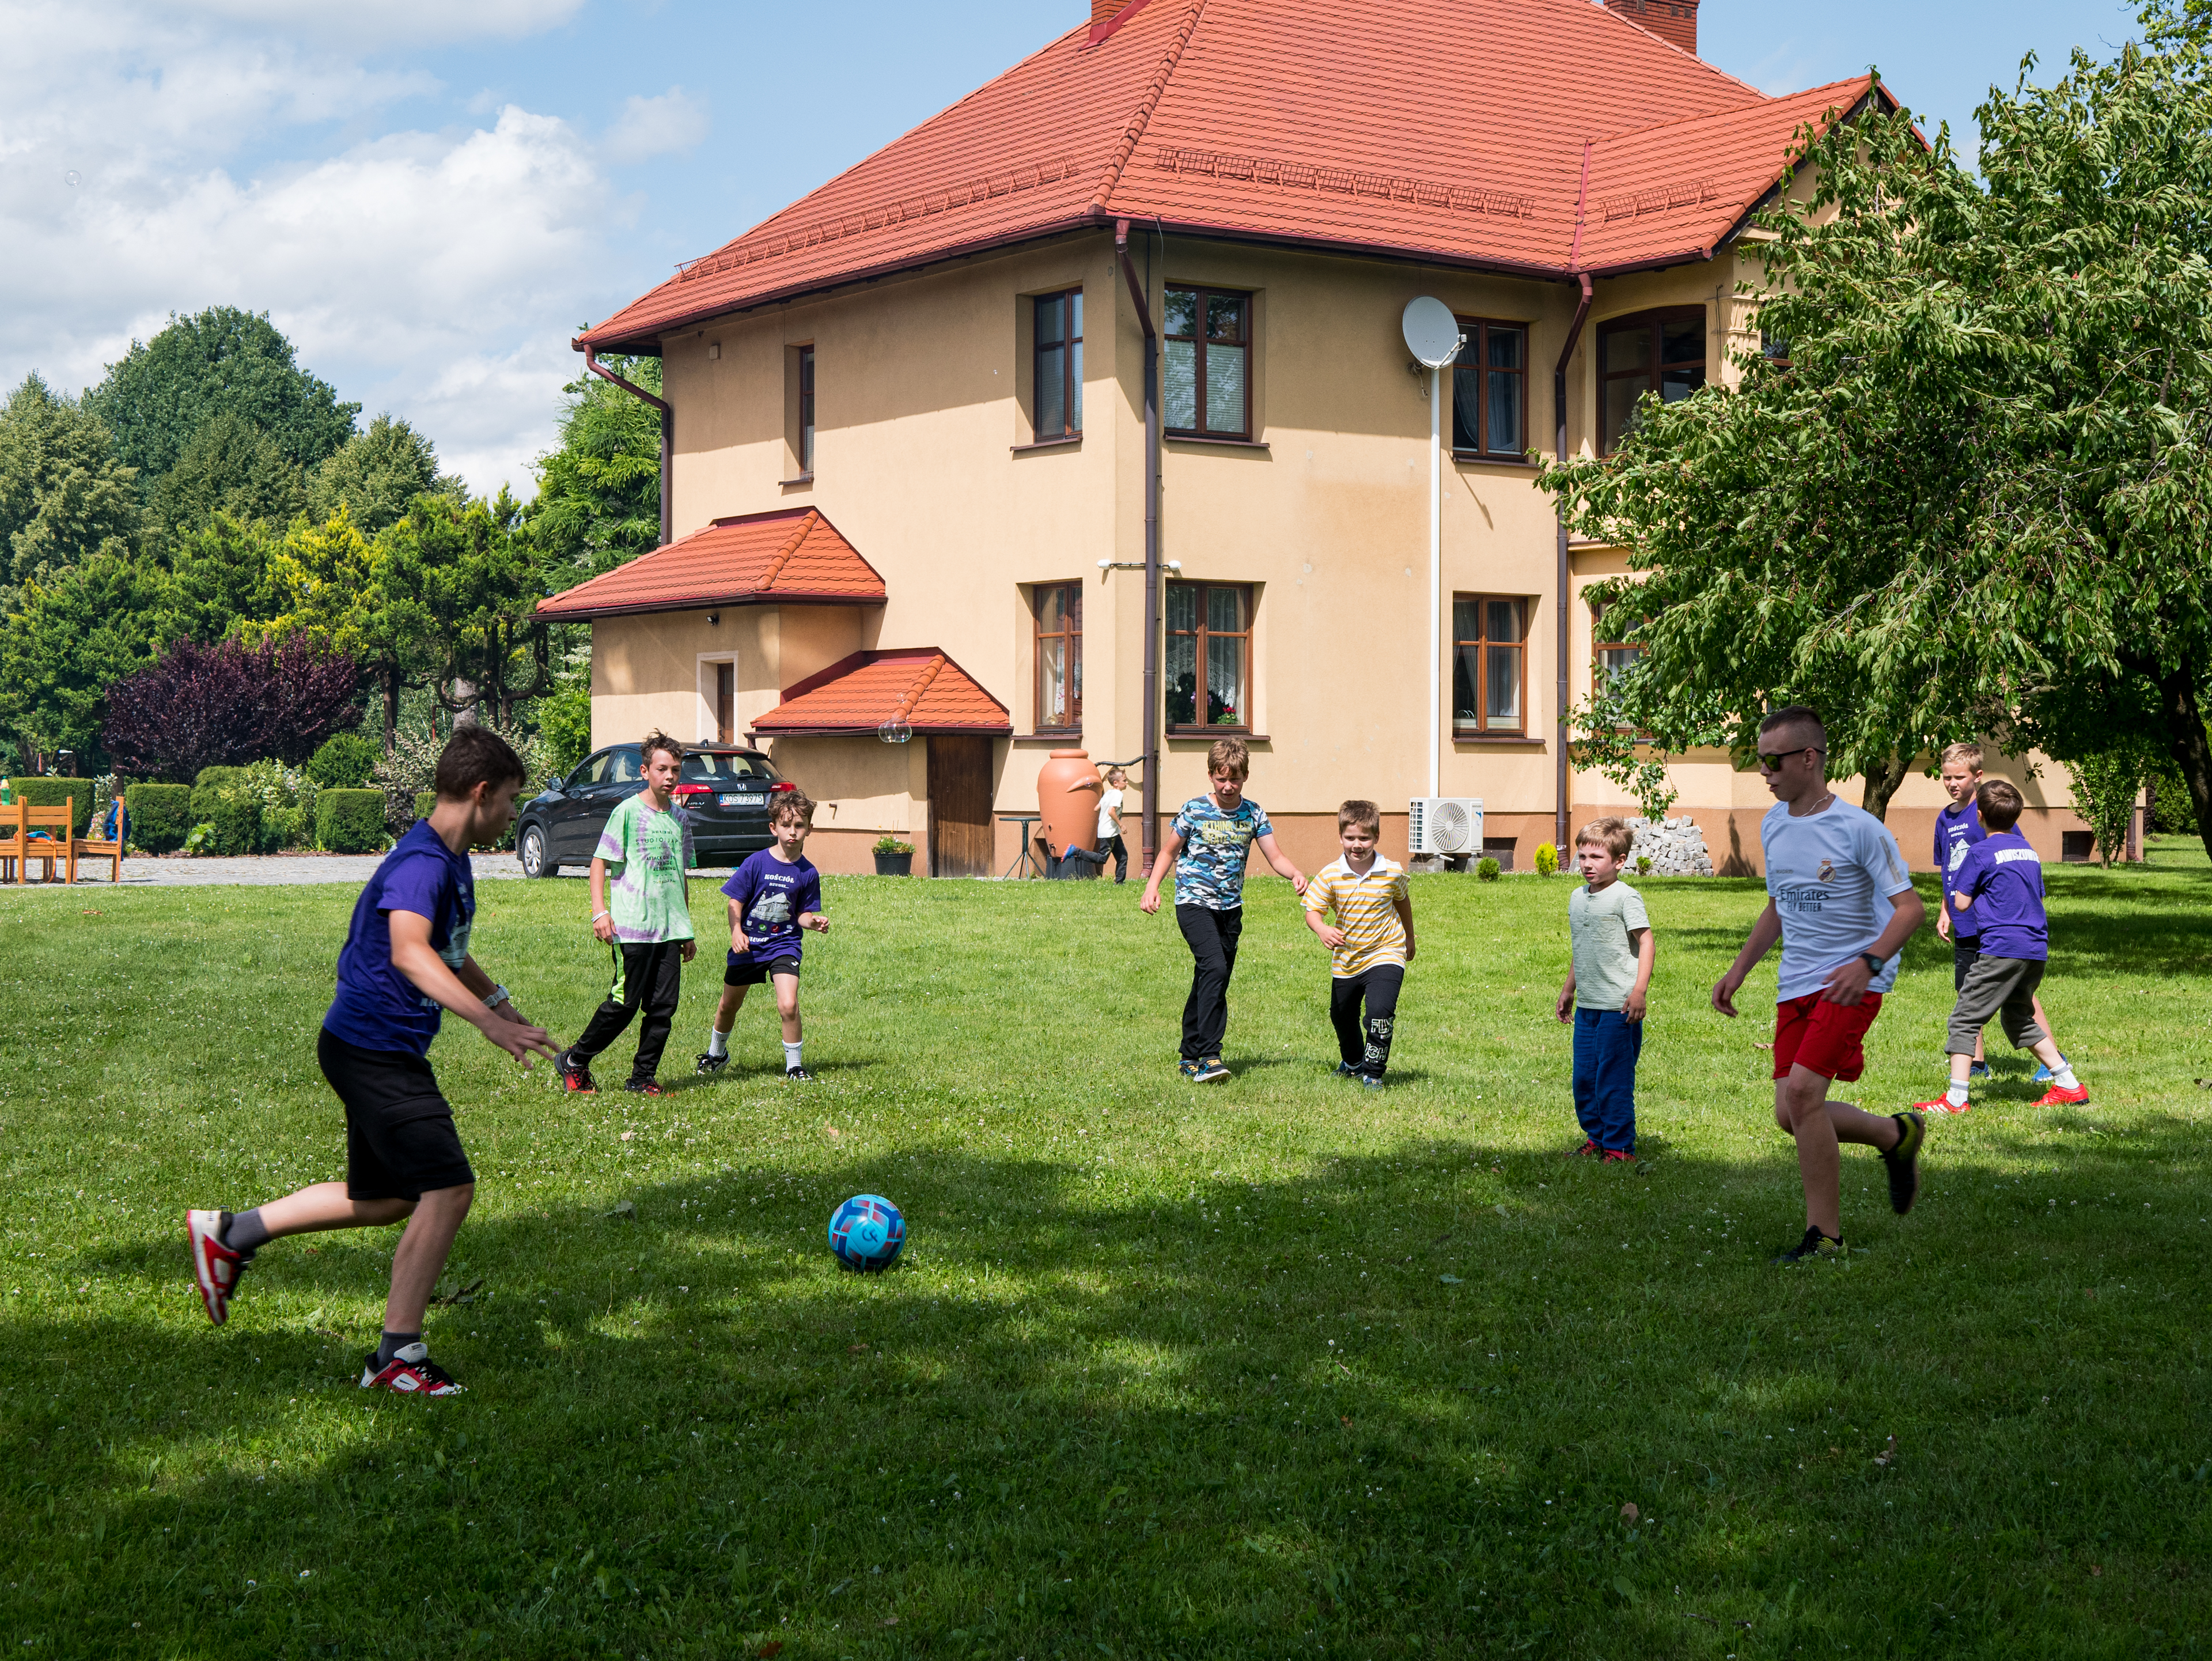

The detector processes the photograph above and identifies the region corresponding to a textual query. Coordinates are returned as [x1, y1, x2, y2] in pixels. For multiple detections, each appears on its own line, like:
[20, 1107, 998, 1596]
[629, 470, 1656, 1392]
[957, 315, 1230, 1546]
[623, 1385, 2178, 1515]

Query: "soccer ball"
[828, 1193, 905, 1272]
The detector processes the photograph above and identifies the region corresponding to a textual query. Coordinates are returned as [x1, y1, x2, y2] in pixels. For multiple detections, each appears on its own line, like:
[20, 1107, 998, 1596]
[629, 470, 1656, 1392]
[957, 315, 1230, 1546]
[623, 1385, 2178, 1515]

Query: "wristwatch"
[1858, 952, 1885, 977]
[484, 983, 512, 1009]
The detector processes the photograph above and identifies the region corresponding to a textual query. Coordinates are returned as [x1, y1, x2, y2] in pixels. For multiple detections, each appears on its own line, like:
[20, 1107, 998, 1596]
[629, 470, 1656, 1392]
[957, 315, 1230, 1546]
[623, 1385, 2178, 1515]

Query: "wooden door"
[926, 735, 994, 878]
[714, 663, 734, 744]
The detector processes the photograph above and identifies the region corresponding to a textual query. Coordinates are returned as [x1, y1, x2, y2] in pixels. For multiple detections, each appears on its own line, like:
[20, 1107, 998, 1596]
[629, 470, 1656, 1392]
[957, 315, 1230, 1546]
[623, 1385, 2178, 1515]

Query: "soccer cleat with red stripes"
[184, 1208, 245, 1326]
[2033, 1083, 2090, 1108]
[1912, 1094, 1969, 1116]
[360, 1343, 464, 1396]
[556, 1050, 598, 1094]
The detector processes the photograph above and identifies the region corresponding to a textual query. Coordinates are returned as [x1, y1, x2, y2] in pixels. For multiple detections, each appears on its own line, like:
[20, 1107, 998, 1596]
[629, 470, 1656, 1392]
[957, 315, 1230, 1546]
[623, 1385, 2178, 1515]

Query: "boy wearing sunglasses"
[1711, 706, 1927, 1265]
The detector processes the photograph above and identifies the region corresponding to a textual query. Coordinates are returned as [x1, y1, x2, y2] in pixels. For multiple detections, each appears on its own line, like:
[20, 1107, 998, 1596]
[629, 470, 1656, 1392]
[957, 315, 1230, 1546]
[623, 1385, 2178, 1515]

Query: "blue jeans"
[1572, 1007, 1641, 1153]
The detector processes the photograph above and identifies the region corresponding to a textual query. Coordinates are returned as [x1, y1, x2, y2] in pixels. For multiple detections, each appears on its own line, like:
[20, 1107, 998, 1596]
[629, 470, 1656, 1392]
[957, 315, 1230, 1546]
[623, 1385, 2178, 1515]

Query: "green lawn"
[3, 841, 2210, 1659]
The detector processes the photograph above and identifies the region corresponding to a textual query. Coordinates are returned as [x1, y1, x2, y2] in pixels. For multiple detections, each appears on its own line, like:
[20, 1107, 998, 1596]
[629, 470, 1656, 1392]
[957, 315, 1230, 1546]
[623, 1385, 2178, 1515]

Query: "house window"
[1164, 287, 1251, 438]
[1452, 319, 1528, 458]
[798, 345, 816, 474]
[1595, 641, 1644, 690]
[1034, 582, 1082, 731]
[1035, 292, 1084, 439]
[1165, 582, 1251, 731]
[1453, 595, 1528, 737]
[1597, 307, 1706, 452]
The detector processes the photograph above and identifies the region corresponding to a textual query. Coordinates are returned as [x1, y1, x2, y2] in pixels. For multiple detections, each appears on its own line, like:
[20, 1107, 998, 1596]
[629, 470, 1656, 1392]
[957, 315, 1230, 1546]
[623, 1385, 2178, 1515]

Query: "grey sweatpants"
[1947, 954, 2047, 1054]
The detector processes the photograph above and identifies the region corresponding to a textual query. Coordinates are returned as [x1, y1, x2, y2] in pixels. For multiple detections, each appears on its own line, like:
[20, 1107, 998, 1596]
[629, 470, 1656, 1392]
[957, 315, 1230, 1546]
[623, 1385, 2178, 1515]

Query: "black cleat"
[1771, 1226, 1846, 1266]
[1881, 1111, 1925, 1215]
[785, 1065, 814, 1082]
[695, 1051, 729, 1076]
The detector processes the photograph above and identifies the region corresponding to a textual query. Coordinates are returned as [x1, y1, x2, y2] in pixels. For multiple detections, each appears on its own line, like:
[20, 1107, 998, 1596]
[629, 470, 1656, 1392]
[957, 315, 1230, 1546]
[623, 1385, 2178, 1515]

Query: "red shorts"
[1772, 992, 1884, 1083]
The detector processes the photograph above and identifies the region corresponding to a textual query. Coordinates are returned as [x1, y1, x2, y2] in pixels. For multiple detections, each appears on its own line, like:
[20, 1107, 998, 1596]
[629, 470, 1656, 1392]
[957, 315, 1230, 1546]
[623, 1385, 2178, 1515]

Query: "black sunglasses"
[1755, 746, 1826, 771]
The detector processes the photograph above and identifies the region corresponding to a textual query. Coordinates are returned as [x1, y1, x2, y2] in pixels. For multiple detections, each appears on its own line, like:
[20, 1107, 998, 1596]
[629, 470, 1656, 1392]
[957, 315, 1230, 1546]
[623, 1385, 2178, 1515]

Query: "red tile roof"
[581, 0, 1892, 352]
[750, 649, 1011, 737]
[535, 508, 885, 620]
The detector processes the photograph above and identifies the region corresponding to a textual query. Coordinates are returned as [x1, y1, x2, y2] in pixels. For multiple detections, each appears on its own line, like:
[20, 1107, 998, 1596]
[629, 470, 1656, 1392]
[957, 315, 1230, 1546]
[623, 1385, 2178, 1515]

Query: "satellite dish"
[1402, 296, 1461, 368]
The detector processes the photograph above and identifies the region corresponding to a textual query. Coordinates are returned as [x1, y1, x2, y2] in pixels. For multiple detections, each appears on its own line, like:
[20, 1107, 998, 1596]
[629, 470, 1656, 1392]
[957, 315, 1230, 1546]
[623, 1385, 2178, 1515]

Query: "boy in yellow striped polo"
[1302, 799, 1417, 1089]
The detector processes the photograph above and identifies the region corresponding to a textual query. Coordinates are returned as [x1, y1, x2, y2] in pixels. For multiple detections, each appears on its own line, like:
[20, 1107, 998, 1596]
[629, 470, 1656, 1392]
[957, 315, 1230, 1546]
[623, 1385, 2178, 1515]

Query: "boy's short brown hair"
[1975, 778, 2024, 832]
[1940, 741, 1985, 771]
[1575, 816, 1633, 861]
[768, 787, 815, 827]
[1758, 704, 1827, 750]
[640, 730, 685, 767]
[1337, 799, 1381, 837]
[432, 725, 527, 800]
[1206, 737, 1251, 778]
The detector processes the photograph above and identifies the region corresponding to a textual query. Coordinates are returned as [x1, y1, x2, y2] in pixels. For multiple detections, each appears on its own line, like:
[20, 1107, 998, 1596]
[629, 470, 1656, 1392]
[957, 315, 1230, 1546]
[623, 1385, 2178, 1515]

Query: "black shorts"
[1953, 940, 1982, 993]
[317, 1027, 475, 1202]
[724, 955, 801, 988]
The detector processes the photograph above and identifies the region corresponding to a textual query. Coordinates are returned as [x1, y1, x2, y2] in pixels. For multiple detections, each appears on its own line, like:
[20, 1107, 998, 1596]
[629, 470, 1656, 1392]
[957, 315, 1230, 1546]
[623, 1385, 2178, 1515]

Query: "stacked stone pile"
[1627, 815, 1715, 876]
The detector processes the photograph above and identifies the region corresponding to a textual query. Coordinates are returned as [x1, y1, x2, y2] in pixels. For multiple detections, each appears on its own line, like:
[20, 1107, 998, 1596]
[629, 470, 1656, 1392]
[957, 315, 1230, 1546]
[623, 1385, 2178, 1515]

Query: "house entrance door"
[926, 736, 993, 878]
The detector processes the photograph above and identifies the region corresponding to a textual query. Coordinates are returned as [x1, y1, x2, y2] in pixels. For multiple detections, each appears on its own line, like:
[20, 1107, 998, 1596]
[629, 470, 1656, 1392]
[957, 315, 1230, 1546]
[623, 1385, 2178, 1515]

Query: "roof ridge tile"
[1089, 0, 1210, 214]
[756, 509, 821, 591]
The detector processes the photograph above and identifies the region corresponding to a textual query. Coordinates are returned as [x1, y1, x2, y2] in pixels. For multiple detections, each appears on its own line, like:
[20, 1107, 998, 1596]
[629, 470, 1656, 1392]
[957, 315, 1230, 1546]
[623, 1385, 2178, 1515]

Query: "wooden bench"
[73, 799, 125, 884]
[0, 799, 78, 884]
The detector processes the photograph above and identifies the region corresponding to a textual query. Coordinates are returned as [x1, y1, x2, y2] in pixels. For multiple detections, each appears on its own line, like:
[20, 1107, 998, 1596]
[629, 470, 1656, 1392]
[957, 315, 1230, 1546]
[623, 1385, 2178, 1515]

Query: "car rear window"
[682, 752, 779, 782]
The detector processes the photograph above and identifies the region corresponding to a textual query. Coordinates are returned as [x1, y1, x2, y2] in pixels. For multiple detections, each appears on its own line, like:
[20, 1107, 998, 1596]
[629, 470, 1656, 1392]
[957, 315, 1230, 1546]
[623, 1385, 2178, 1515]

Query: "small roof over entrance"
[537, 508, 886, 620]
[751, 649, 1011, 738]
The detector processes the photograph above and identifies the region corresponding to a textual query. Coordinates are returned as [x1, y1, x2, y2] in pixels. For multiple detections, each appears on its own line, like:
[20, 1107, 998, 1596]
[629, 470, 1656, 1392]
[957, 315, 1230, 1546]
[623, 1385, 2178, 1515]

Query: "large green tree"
[85, 307, 358, 487]
[0, 553, 172, 770]
[384, 490, 555, 730]
[308, 414, 462, 534]
[147, 410, 308, 538]
[1541, 6, 2212, 854]
[526, 353, 661, 581]
[0, 374, 142, 597]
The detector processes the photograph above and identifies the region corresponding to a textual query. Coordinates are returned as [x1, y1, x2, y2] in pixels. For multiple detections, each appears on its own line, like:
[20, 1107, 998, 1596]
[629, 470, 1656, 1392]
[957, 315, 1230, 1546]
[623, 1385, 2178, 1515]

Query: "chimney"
[1604, 0, 1698, 56]
[1092, 0, 1132, 24]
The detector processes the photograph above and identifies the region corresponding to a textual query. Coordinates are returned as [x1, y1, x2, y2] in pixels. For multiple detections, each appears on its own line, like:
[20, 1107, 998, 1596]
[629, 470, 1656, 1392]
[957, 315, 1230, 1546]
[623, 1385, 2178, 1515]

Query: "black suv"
[516, 744, 790, 877]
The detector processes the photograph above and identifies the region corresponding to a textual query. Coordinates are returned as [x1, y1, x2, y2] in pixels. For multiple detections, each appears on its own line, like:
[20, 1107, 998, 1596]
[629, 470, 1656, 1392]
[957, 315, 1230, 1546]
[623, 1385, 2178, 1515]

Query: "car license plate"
[720, 792, 766, 808]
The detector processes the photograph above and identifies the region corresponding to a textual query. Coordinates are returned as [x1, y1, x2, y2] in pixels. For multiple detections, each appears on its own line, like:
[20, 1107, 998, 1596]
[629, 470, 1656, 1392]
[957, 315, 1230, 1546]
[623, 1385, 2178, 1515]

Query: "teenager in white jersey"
[1711, 707, 1929, 1264]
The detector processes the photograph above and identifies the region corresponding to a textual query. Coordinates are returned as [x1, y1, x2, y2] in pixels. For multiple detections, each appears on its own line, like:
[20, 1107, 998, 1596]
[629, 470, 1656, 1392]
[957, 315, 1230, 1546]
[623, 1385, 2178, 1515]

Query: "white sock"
[2054, 1063, 2078, 1089]
[783, 1041, 803, 1072]
[707, 1027, 729, 1058]
[1946, 1081, 1970, 1108]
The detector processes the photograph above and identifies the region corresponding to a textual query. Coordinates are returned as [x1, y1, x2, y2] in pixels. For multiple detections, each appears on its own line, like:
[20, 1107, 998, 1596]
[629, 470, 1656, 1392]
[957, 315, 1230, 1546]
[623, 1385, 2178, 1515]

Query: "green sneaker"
[1771, 1226, 1846, 1266]
[1881, 1111, 1925, 1215]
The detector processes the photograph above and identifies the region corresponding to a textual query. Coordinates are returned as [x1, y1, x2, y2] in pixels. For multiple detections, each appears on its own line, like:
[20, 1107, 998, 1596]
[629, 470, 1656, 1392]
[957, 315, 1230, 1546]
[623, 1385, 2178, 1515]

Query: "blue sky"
[0, 0, 2143, 494]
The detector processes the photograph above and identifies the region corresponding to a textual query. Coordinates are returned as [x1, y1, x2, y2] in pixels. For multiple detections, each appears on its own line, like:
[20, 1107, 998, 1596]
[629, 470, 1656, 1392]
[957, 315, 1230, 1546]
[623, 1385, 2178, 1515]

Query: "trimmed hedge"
[207, 795, 262, 856]
[318, 790, 387, 854]
[414, 791, 437, 823]
[126, 783, 194, 853]
[306, 732, 376, 790]
[5, 778, 94, 836]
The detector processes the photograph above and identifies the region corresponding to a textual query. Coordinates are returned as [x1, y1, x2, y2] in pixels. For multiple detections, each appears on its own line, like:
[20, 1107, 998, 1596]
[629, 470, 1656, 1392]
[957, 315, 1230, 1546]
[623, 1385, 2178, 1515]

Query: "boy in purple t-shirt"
[697, 789, 828, 1080]
[1933, 741, 2066, 1083]
[184, 729, 559, 1396]
[1915, 778, 2090, 1114]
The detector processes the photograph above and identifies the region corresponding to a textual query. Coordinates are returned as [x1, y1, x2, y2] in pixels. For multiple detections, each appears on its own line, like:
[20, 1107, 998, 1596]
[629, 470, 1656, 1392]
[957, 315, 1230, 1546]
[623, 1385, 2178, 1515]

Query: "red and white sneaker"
[2033, 1083, 2091, 1108]
[360, 1342, 464, 1396]
[1567, 1137, 1600, 1157]
[184, 1208, 246, 1326]
[1913, 1094, 1971, 1116]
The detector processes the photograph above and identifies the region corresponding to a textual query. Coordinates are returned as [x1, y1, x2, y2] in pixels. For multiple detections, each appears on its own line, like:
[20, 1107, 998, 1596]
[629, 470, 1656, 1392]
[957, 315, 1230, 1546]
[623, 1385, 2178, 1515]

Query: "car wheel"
[520, 824, 556, 879]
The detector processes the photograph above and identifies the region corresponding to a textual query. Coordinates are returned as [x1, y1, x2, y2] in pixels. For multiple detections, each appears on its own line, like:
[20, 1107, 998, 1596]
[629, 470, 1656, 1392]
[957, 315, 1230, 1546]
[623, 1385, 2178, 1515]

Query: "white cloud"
[0, 0, 635, 497]
[604, 87, 711, 165]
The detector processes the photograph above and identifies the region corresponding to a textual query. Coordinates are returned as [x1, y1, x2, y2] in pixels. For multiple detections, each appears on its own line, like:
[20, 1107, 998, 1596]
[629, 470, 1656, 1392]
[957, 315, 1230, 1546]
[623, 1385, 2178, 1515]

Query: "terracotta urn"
[1036, 748, 1104, 856]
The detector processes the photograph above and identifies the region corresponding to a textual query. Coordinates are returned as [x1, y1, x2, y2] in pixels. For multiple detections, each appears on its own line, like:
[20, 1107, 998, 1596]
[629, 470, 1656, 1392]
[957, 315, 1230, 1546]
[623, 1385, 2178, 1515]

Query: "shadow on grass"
[12, 1124, 2211, 1658]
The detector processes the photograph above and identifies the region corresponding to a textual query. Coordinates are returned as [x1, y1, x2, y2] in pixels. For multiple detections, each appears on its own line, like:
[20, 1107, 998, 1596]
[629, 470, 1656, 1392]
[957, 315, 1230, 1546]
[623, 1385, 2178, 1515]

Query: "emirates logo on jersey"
[1817, 858, 1836, 883]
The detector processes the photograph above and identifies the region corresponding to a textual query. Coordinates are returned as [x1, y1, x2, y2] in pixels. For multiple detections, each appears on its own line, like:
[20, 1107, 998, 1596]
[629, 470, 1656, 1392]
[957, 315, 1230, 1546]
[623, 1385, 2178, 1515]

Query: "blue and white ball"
[828, 1193, 905, 1273]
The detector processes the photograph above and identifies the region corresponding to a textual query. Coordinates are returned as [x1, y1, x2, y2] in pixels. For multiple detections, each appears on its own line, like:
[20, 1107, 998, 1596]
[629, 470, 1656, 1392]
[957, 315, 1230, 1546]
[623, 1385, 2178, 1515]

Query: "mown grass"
[2, 839, 2209, 1659]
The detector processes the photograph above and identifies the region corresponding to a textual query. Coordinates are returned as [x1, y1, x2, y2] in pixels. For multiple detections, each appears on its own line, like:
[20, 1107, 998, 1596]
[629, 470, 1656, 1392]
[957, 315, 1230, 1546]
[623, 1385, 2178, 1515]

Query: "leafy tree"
[164, 513, 282, 645]
[251, 508, 432, 750]
[2066, 744, 2154, 866]
[85, 307, 358, 486]
[1542, 10, 2212, 855]
[527, 353, 661, 580]
[104, 636, 363, 781]
[382, 490, 555, 729]
[308, 414, 462, 534]
[0, 374, 141, 595]
[0, 553, 172, 771]
[148, 410, 309, 537]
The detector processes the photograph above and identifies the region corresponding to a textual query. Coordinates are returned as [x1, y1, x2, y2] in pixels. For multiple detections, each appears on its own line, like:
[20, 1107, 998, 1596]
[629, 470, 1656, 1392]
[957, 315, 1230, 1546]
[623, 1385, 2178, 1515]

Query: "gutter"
[578, 344, 674, 547]
[1116, 217, 1163, 874]
[1554, 141, 1596, 853]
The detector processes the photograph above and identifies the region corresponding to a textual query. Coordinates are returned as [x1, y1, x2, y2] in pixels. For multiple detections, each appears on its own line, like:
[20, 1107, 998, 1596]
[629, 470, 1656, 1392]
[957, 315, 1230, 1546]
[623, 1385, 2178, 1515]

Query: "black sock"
[224, 1208, 271, 1255]
[376, 1330, 422, 1367]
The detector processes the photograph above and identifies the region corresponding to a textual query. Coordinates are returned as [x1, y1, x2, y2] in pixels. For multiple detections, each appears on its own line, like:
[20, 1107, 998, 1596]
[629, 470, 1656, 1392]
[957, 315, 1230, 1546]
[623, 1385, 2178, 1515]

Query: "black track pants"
[1175, 903, 1244, 1062]
[570, 940, 683, 1083]
[1329, 964, 1405, 1079]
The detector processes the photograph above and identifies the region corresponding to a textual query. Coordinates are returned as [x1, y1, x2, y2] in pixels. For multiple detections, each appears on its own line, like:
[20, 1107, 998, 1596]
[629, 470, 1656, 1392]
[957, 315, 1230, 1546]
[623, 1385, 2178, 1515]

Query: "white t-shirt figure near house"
[1097, 783, 1123, 842]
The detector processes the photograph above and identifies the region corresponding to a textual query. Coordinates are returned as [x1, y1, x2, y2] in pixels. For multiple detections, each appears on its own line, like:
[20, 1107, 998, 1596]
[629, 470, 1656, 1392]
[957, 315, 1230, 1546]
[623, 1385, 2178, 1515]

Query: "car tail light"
[770, 781, 796, 792]
[671, 783, 712, 797]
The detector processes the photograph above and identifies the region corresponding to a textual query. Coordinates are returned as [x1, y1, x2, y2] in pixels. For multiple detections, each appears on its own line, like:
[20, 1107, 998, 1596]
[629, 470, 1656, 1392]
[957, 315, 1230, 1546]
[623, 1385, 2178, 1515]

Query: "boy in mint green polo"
[558, 731, 695, 1095]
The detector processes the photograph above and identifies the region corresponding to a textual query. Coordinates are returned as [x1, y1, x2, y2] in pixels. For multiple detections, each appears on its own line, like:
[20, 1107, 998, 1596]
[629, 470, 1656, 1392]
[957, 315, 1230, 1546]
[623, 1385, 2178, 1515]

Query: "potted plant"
[873, 835, 915, 876]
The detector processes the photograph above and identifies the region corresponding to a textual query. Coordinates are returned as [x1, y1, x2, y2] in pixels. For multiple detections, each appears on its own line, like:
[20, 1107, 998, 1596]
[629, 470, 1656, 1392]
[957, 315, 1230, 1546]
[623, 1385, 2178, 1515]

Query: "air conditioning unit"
[1409, 796, 1484, 857]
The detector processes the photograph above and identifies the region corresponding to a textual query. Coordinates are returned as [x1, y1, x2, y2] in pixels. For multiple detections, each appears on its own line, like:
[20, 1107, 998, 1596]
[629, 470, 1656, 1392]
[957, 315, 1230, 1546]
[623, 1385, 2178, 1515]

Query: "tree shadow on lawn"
[14, 1127, 2210, 1658]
